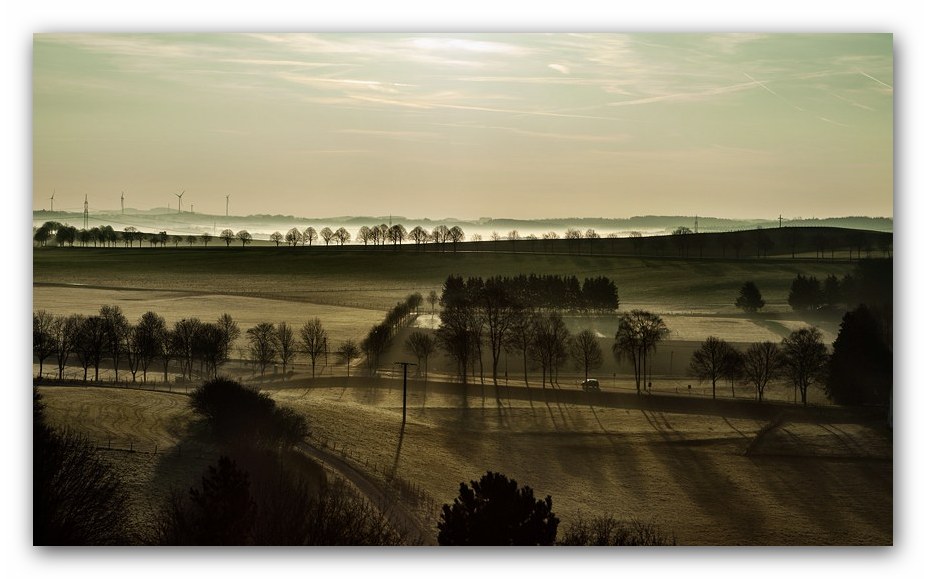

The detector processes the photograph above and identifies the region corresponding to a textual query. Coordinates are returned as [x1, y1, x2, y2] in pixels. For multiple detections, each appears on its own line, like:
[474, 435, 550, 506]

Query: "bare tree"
[285, 227, 303, 247]
[531, 312, 570, 387]
[53, 314, 82, 380]
[388, 224, 407, 248]
[74, 315, 107, 382]
[303, 227, 317, 246]
[300, 318, 328, 378]
[432, 225, 450, 251]
[247, 322, 278, 377]
[404, 331, 437, 379]
[236, 230, 252, 247]
[571, 329, 603, 382]
[781, 327, 829, 406]
[505, 308, 536, 386]
[449, 226, 465, 252]
[276, 321, 297, 378]
[689, 336, 736, 400]
[33, 310, 56, 379]
[409, 226, 428, 249]
[270, 231, 283, 246]
[742, 341, 783, 402]
[337, 340, 360, 379]
[612, 310, 670, 395]
[476, 278, 520, 385]
[437, 303, 478, 385]
[136, 311, 167, 383]
[335, 227, 351, 246]
[320, 227, 334, 246]
[357, 225, 372, 246]
[100, 305, 129, 383]
[220, 229, 235, 246]
[172, 318, 203, 381]
[201, 232, 212, 247]
[427, 290, 439, 316]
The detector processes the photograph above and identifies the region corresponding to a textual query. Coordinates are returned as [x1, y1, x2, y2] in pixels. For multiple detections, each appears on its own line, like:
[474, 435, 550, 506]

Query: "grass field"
[38, 382, 892, 545]
[34, 247, 855, 356]
[33, 244, 891, 545]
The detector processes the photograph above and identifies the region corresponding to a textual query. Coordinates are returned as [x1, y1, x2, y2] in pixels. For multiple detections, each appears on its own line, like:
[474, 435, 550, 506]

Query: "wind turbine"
[225, 194, 230, 217]
[49, 189, 55, 212]
[175, 190, 185, 214]
[121, 191, 125, 214]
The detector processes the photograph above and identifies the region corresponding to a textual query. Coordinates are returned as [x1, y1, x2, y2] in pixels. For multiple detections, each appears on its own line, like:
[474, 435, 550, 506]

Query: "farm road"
[296, 440, 436, 545]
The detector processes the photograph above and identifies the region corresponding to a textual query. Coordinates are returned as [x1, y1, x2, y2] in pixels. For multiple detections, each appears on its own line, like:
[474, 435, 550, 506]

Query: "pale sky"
[32, 33, 893, 220]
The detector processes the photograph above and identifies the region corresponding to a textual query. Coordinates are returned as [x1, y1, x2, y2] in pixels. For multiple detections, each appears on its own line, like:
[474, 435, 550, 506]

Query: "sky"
[33, 33, 893, 221]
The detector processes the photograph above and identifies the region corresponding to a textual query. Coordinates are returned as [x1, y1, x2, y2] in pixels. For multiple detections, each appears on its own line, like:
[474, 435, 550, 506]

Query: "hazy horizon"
[33, 33, 893, 220]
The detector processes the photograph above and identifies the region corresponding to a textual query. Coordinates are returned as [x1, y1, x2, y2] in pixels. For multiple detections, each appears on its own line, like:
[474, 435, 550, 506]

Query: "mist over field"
[33, 209, 893, 242]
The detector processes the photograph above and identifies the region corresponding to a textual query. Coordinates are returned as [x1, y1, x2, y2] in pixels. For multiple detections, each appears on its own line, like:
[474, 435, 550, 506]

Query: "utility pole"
[779, 214, 783, 228]
[121, 191, 125, 214]
[694, 215, 698, 234]
[394, 361, 417, 424]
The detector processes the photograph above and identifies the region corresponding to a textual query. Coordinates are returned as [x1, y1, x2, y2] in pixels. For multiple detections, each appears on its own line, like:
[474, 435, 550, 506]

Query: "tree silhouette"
[246, 322, 277, 376]
[613, 310, 670, 394]
[826, 305, 892, 406]
[735, 281, 765, 313]
[320, 227, 334, 246]
[275, 321, 297, 378]
[300, 317, 328, 378]
[438, 471, 559, 546]
[531, 312, 571, 387]
[285, 227, 303, 247]
[34, 392, 130, 545]
[335, 227, 351, 246]
[449, 225, 465, 252]
[184, 456, 257, 545]
[689, 336, 736, 399]
[33, 310, 55, 379]
[781, 327, 828, 405]
[303, 227, 317, 246]
[337, 340, 360, 379]
[220, 229, 235, 246]
[269, 231, 283, 247]
[742, 341, 783, 402]
[404, 331, 436, 380]
[200, 232, 212, 247]
[236, 230, 252, 247]
[788, 274, 823, 312]
[427, 290, 439, 316]
[571, 329, 603, 382]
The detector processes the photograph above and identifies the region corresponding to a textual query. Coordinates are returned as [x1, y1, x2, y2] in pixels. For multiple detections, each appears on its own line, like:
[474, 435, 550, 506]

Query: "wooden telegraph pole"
[394, 361, 417, 424]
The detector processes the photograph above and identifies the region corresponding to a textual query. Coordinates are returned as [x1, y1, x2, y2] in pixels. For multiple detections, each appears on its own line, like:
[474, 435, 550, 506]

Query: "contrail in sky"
[857, 69, 893, 89]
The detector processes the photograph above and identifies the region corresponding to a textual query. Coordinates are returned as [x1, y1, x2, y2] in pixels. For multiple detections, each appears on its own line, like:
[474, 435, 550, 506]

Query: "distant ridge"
[33, 209, 893, 235]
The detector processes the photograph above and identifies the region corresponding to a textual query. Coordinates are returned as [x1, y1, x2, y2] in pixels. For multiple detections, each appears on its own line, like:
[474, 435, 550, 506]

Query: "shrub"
[438, 471, 559, 546]
[557, 514, 676, 546]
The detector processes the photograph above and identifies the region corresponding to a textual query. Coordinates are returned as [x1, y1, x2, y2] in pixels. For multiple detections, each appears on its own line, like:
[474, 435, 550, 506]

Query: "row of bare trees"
[689, 329, 829, 405]
[33, 307, 241, 384]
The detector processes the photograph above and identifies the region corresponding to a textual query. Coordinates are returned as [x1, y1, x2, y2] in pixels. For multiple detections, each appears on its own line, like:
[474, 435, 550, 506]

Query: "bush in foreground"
[557, 514, 676, 546]
[34, 389, 131, 545]
[189, 377, 308, 447]
[438, 471, 559, 546]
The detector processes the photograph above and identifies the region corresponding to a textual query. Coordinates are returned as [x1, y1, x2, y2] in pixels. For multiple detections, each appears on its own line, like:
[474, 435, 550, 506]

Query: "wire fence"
[307, 432, 440, 529]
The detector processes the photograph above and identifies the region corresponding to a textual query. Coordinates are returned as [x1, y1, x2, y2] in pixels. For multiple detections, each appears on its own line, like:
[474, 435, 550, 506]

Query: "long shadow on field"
[390, 423, 406, 480]
[747, 422, 892, 544]
[641, 409, 770, 544]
